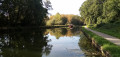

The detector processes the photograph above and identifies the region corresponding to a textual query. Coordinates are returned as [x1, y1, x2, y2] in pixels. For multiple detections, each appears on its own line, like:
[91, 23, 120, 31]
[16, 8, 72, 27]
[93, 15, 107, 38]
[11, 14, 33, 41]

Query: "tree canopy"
[79, 0, 120, 26]
[0, 0, 52, 27]
[46, 13, 83, 26]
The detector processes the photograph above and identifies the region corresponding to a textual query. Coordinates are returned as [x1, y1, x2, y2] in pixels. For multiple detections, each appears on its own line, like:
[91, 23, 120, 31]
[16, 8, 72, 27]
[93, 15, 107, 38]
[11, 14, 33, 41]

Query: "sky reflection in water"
[0, 27, 101, 57]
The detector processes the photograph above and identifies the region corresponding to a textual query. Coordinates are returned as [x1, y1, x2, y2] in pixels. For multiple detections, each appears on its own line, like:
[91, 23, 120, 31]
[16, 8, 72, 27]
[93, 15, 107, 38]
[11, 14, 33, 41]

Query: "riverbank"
[0, 25, 68, 30]
[82, 27, 120, 57]
[88, 23, 120, 39]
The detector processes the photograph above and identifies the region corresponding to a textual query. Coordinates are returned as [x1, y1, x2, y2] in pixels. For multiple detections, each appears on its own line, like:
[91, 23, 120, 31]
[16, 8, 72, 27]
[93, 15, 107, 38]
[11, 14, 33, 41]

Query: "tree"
[47, 14, 83, 26]
[0, 0, 52, 27]
[79, 0, 120, 26]
[71, 15, 83, 25]
[102, 0, 120, 23]
[61, 16, 68, 25]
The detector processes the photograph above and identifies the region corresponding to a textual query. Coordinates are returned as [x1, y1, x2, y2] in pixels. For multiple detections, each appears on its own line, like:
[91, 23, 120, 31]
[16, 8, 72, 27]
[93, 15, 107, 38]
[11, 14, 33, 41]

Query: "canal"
[0, 27, 102, 57]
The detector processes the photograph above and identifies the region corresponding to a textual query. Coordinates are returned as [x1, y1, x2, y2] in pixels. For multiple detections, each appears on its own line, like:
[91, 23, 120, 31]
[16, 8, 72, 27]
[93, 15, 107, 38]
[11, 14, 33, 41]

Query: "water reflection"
[0, 27, 102, 57]
[79, 33, 102, 57]
[0, 29, 52, 57]
[44, 27, 84, 57]
[45, 27, 82, 39]
[45, 27, 102, 57]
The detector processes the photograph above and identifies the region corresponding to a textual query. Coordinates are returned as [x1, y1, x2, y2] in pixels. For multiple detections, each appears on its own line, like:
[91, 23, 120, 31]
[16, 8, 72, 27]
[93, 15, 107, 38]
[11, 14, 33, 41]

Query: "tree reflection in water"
[0, 29, 52, 57]
[79, 32, 102, 57]
[46, 27, 82, 39]
[43, 27, 104, 57]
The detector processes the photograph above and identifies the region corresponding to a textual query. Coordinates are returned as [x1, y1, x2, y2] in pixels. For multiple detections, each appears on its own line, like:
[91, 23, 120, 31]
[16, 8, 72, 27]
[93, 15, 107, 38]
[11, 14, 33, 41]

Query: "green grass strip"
[88, 23, 120, 39]
[82, 27, 120, 57]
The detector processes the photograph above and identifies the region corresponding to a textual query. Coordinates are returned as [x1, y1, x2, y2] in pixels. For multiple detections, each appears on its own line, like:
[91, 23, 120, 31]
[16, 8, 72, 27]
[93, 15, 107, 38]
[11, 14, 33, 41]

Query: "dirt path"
[84, 26, 120, 46]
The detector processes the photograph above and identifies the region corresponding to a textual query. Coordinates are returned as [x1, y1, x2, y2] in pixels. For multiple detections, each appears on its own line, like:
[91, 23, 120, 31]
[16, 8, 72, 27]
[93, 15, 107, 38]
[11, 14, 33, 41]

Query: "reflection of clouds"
[0, 3, 2, 6]
[1, 0, 4, 1]
[65, 48, 85, 57]
[4, 12, 9, 17]
[47, 32, 85, 57]
[0, 10, 9, 17]
[4, 35, 10, 45]
[67, 49, 84, 54]
[0, 10, 3, 13]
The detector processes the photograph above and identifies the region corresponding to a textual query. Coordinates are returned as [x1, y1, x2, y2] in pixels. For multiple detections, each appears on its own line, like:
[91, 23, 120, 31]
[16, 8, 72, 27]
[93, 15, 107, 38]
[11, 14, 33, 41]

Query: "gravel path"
[84, 26, 120, 46]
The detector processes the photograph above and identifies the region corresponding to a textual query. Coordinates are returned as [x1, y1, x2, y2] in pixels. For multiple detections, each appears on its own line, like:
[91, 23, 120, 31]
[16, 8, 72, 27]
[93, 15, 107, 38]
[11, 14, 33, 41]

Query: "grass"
[88, 23, 120, 39]
[82, 27, 120, 57]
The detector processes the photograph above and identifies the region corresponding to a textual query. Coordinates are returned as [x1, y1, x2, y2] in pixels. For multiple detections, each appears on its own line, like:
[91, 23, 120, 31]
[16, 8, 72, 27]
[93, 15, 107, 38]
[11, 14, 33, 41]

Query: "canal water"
[0, 27, 102, 57]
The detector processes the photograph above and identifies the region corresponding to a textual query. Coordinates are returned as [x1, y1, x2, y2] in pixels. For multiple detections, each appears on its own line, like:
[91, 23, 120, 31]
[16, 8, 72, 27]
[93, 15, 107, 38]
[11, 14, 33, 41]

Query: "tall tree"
[0, 0, 52, 27]
[80, 0, 120, 25]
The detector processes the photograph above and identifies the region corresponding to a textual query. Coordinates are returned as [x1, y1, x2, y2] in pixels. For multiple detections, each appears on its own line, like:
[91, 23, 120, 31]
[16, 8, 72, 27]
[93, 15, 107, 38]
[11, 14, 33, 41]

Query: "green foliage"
[46, 13, 63, 25]
[61, 17, 68, 25]
[0, 0, 52, 27]
[80, 0, 120, 25]
[71, 15, 83, 25]
[102, 0, 120, 23]
[80, 0, 103, 25]
[46, 13, 83, 26]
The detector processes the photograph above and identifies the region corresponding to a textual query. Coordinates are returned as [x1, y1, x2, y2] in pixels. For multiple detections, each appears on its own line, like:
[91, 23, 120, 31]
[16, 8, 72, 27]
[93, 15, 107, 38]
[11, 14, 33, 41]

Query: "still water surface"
[0, 27, 102, 57]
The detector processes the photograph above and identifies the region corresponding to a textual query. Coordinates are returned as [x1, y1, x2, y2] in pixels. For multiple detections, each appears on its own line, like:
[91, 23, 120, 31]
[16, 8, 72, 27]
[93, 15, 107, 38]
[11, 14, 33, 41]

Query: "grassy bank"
[88, 23, 120, 39]
[82, 27, 120, 57]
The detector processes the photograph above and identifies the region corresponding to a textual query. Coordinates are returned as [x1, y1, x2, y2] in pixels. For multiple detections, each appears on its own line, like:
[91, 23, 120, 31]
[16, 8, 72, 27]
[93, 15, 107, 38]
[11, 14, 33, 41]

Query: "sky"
[48, 0, 86, 15]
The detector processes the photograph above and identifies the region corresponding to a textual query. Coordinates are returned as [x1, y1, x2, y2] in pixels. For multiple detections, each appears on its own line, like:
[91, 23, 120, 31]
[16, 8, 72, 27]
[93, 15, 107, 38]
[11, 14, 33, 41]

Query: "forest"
[79, 0, 120, 27]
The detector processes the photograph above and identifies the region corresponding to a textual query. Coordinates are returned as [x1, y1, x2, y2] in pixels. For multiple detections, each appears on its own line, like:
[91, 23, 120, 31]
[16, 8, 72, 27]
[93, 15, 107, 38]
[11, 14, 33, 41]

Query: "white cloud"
[49, 0, 86, 15]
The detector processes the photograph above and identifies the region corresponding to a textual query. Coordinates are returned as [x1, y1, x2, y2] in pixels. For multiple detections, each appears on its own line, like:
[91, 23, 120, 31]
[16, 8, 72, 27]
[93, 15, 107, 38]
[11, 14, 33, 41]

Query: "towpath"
[84, 26, 120, 46]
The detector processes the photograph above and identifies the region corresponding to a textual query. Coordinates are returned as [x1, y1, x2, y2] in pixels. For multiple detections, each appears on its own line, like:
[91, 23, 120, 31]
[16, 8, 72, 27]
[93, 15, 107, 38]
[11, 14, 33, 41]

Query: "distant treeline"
[46, 13, 83, 26]
[80, 0, 120, 26]
[0, 0, 52, 27]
